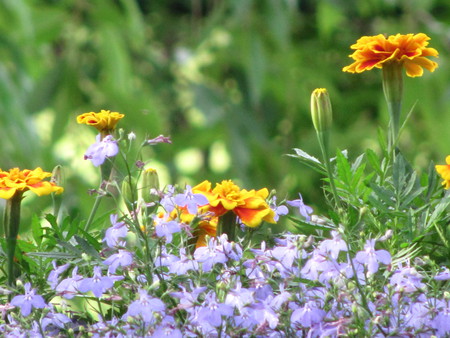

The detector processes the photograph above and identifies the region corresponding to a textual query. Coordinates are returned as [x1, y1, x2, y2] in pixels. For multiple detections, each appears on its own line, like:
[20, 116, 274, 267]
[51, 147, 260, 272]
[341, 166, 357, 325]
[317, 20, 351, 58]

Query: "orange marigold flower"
[77, 109, 124, 132]
[435, 156, 450, 189]
[343, 33, 438, 77]
[0, 167, 64, 200]
[193, 180, 276, 228]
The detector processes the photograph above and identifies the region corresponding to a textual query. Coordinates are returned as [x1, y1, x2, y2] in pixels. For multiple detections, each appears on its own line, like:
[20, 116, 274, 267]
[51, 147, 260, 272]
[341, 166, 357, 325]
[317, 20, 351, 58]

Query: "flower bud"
[311, 88, 333, 133]
[121, 176, 137, 204]
[140, 168, 160, 203]
[51, 165, 64, 186]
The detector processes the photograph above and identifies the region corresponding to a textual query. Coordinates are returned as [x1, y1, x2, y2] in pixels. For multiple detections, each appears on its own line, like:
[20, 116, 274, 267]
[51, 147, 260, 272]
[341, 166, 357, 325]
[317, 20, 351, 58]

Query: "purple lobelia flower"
[47, 261, 70, 289]
[10, 283, 46, 317]
[197, 292, 234, 327]
[122, 289, 166, 324]
[84, 134, 119, 166]
[55, 266, 83, 299]
[160, 185, 176, 213]
[225, 280, 254, 311]
[103, 249, 133, 273]
[290, 300, 326, 328]
[269, 196, 289, 222]
[432, 300, 450, 336]
[355, 239, 391, 275]
[435, 268, 450, 281]
[194, 237, 228, 272]
[78, 266, 123, 298]
[173, 185, 209, 214]
[152, 316, 183, 338]
[169, 248, 199, 275]
[103, 214, 128, 248]
[153, 214, 181, 243]
[41, 305, 71, 332]
[390, 265, 425, 292]
[286, 193, 313, 221]
[318, 230, 348, 259]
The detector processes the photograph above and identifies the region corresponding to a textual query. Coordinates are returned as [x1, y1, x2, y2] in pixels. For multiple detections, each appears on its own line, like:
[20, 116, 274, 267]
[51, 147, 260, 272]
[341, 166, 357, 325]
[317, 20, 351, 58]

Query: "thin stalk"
[4, 193, 22, 288]
[217, 212, 237, 242]
[317, 131, 340, 208]
[84, 194, 103, 232]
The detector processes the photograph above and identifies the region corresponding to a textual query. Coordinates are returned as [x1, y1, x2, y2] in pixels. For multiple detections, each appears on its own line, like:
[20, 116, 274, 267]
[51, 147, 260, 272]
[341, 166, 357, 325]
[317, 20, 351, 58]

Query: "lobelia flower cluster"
[3, 200, 450, 336]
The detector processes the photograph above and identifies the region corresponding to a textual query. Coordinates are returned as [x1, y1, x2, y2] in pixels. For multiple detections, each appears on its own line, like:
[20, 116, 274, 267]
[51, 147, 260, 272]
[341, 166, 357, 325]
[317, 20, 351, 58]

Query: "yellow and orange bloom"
[77, 109, 125, 133]
[193, 180, 276, 228]
[435, 156, 450, 189]
[0, 167, 64, 200]
[343, 33, 438, 77]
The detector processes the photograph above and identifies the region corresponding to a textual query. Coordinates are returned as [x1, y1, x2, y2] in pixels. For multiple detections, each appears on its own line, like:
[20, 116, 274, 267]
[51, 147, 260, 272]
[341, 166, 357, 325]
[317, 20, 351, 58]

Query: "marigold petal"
[234, 206, 275, 227]
[0, 188, 17, 200]
[28, 182, 64, 196]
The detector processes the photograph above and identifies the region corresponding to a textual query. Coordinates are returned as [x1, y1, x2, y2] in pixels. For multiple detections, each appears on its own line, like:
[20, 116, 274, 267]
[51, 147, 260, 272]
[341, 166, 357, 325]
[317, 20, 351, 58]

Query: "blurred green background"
[0, 0, 449, 224]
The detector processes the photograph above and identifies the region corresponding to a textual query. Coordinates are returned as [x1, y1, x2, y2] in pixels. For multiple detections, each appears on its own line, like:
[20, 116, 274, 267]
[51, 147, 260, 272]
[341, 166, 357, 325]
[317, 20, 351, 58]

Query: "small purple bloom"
[435, 268, 450, 281]
[154, 215, 181, 243]
[197, 292, 234, 327]
[173, 185, 209, 214]
[103, 249, 133, 273]
[78, 266, 123, 298]
[269, 196, 289, 222]
[84, 134, 119, 166]
[123, 289, 166, 323]
[390, 265, 425, 292]
[318, 230, 348, 259]
[152, 316, 183, 338]
[355, 239, 391, 275]
[47, 261, 70, 289]
[291, 301, 326, 328]
[147, 134, 172, 145]
[10, 283, 46, 317]
[194, 237, 228, 272]
[169, 248, 199, 275]
[433, 301, 450, 336]
[103, 214, 128, 248]
[286, 193, 313, 221]
[160, 185, 176, 213]
[55, 266, 83, 299]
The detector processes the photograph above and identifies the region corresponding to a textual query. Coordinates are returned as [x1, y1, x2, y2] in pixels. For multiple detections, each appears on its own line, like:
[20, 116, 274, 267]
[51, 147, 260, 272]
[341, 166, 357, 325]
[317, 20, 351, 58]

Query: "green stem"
[217, 212, 237, 242]
[84, 194, 103, 232]
[317, 131, 340, 208]
[382, 62, 403, 154]
[4, 193, 23, 288]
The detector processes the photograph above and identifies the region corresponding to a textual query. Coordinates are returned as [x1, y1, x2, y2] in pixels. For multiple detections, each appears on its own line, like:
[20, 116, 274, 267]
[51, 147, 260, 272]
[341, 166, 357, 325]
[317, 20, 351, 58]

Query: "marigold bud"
[140, 168, 160, 203]
[311, 88, 333, 133]
[121, 176, 137, 204]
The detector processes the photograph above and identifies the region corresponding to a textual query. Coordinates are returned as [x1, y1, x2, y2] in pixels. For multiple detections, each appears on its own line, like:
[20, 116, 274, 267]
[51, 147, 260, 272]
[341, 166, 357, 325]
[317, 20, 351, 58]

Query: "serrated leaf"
[31, 214, 43, 246]
[74, 235, 101, 259]
[27, 252, 79, 259]
[291, 148, 322, 164]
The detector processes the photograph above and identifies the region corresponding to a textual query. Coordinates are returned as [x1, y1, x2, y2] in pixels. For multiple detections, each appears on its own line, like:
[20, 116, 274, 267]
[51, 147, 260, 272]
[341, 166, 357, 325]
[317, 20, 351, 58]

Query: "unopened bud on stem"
[311, 88, 333, 134]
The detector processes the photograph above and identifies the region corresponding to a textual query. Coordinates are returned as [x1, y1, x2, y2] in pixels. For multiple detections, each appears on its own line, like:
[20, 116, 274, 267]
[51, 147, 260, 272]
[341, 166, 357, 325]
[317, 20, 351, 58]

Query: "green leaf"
[74, 235, 101, 260]
[31, 214, 43, 246]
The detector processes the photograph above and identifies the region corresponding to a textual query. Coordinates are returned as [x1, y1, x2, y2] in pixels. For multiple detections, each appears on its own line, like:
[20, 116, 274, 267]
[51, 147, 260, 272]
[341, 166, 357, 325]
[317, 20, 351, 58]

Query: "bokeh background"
[0, 0, 449, 227]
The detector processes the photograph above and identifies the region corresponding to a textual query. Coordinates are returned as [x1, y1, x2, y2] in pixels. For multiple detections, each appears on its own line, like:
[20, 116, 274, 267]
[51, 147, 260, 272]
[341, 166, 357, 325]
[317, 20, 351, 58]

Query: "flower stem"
[3, 193, 22, 287]
[317, 131, 340, 208]
[84, 194, 103, 232]
[217, 212, 237, 242]
[382, 62, 403, 154]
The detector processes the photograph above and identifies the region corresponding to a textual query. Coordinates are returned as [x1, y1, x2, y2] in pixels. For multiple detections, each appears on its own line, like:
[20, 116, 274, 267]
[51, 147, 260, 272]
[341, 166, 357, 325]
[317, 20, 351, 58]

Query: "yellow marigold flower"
[343, 33, 438, 77]
[435, 156, 450, 189]
[193, 180, 276, 228]
[0, 167, 64, 200]
[77, 109, 124, 133]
